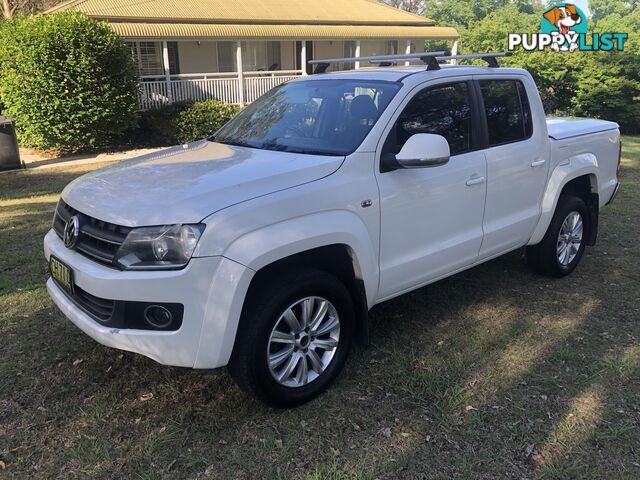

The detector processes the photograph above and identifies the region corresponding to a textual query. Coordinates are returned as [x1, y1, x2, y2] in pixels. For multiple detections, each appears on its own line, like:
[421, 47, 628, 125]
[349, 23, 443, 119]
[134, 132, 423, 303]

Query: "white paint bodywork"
[44, 65, 621, 368]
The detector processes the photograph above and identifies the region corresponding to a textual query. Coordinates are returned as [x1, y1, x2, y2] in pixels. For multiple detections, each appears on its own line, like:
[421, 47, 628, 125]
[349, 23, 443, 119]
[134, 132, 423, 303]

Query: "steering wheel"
[284, 125, 307, 137]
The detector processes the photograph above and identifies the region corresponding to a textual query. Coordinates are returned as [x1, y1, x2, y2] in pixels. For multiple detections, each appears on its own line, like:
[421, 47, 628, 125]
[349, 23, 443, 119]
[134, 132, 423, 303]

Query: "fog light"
[144, 305, 173, 328]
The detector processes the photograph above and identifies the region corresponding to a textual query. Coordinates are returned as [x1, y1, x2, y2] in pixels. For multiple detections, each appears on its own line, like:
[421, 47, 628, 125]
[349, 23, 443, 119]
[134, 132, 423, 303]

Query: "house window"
[125, 41, 180, 76]
[340, 41, 356, 71]
[217, 41, 282, 72]
[138, 41, 163, 76]
[242, 41, 282, 71]
[167, 42, 180, 74]
[386, 40, 399, 55]
[217, 42, 235, 72]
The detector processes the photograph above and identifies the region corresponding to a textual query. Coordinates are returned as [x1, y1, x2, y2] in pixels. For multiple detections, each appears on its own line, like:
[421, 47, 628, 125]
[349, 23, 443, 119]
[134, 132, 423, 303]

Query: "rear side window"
[479, 80, 533, 146]
[384, 82, 473, 156]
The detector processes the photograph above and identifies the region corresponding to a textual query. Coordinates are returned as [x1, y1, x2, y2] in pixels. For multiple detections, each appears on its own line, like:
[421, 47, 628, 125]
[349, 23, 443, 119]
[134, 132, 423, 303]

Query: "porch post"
[162, 41, 173, 104]
[451, 39, 459, 64]
[301, 41, 307, 75]
[355, 40, 361, 69]
[405, 40, 411, 66]
[236, 41, 245, 104]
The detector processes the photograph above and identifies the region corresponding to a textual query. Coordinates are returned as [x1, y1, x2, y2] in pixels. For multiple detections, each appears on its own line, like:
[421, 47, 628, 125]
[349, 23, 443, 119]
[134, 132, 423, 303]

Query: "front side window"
[479, 79, 533, 146]
[214, 80, 401, 156]
[384, 82, 473, 156]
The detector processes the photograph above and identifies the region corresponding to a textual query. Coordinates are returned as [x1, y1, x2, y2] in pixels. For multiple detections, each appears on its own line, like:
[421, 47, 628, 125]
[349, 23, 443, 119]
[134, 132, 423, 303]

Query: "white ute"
[45, 52, 621, 406]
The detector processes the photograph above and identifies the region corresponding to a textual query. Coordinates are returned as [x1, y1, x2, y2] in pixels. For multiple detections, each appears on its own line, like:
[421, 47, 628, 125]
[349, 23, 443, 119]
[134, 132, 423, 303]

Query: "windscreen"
[213, 79, 401, 156]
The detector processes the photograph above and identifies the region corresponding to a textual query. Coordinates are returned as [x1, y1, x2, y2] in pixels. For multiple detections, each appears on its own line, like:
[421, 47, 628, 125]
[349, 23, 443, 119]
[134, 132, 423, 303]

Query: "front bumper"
[44, 229, 253, 368]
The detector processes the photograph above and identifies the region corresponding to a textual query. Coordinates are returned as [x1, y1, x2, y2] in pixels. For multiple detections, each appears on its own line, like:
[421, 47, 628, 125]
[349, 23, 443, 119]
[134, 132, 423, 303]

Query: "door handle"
[466, 176, 486, 186]
[531, 159, 546, 168]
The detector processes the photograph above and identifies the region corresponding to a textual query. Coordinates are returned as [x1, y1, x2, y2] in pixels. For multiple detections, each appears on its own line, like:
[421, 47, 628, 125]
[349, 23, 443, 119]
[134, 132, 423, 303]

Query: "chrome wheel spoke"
[312, 315, 339, 337]
[300, 298, 314, 330]
[296, 355, 309, 385]
[269, 346, 294, 369]
[312, 337, 338, 350]
[270, 329, 296, 344]
[307, 349, 325, 374]
[309, 300, 329, 332]
[278, 352, 302, 383]
[282, 308, 302, 333]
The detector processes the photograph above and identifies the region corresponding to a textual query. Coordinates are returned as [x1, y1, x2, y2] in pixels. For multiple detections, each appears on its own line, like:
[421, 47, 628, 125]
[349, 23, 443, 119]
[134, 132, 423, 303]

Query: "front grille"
[53, 199, 131, 267]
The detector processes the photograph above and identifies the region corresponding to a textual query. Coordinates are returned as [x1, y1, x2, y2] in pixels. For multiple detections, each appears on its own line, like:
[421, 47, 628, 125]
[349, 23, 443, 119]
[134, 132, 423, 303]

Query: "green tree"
[589, 0, 639, 22]
[423, 0, 536, 30]
[0, 11, 139, 151]
[461, 3, 581, 113]
[448, 2, 640, 131]
[573, 8, 640, 132]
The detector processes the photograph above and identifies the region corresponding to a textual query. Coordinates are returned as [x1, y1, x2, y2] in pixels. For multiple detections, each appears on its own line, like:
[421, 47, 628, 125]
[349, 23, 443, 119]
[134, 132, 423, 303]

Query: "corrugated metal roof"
[47, 0, 436, 26]
[107, 22, 458, 40]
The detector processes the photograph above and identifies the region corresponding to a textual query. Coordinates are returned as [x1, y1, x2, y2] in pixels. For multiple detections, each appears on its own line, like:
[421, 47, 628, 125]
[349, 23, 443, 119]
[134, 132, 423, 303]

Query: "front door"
[376, 80, 487, 300]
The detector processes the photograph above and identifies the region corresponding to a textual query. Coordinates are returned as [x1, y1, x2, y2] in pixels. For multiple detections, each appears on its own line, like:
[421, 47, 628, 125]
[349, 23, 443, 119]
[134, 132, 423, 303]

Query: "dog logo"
[541, 3, 586, 52]
[509, 2, 627, 53]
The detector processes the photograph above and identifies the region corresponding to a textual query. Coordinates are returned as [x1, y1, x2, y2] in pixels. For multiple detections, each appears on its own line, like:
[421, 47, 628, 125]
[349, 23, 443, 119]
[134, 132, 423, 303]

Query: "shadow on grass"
[4, 245, 637, 479]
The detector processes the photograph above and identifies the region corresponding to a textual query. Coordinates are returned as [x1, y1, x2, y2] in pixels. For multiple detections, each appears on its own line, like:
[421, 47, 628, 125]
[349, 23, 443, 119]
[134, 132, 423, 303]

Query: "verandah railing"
[138, 70, 302, 110]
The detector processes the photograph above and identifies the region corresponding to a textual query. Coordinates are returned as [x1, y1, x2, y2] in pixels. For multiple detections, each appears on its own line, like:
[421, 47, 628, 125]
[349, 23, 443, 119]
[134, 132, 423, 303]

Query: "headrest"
[350, 95, 378, 121]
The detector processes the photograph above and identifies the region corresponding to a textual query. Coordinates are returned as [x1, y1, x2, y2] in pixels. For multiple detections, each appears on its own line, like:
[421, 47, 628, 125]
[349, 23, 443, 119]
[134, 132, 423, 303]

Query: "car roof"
[290, 65, 530, 84]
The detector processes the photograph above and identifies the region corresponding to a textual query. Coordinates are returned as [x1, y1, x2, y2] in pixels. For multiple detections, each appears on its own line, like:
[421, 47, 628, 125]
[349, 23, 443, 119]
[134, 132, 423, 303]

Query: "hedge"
[137, 100, 242, 146]
[135, 101, 194, 146]
[176, 100, 242, 143]
[0, 12, 139, 151]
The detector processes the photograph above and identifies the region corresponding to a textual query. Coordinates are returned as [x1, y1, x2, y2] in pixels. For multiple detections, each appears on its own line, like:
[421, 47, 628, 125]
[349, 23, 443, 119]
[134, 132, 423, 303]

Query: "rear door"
[375, 79, 488, 300]
[474, 76, 549, 259]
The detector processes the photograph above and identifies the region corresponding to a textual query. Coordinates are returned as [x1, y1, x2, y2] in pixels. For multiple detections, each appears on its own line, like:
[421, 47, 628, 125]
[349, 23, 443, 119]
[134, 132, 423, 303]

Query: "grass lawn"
[1, 137, 639, 479]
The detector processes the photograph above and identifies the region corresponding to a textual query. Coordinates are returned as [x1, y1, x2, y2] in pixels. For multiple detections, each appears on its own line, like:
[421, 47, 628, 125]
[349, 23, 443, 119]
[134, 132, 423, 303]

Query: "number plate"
[50, 256, 74, 294]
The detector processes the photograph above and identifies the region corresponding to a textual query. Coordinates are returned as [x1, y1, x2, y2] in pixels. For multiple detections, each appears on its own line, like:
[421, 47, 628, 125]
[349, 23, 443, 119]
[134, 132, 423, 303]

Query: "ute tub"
[546, 117, 619, 140]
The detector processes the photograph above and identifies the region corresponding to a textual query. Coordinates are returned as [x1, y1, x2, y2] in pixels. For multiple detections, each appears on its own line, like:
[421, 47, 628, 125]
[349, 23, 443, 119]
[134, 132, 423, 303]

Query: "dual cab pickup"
[45, 63, 621, 406]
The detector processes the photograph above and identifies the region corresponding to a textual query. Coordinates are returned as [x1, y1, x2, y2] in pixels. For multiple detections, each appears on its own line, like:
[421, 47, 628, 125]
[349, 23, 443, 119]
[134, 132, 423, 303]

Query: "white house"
[48, 0, 459, 109]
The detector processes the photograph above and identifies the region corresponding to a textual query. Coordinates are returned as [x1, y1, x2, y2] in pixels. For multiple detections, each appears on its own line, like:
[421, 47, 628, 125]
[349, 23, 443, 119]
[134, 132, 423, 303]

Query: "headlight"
[115, 224, 205, 270]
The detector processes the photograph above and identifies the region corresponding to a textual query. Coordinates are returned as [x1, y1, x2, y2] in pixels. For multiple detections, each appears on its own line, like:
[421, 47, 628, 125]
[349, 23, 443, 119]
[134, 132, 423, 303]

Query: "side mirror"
[395, 133, 450, 169]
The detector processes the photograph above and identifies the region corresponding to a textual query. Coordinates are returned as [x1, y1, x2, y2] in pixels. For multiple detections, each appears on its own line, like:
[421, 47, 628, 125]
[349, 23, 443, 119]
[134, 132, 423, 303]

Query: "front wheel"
[228, 268, 354, 407]
[526, 195, 589, 277]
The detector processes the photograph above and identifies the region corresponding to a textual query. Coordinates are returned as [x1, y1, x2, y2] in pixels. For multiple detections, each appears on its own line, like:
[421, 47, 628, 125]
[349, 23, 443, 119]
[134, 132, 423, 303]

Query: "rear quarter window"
[479, 79, 533, 147]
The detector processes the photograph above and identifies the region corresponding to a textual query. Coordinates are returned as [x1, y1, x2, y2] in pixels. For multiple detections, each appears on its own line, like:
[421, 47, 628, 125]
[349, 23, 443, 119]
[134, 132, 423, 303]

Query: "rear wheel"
[228, 268, 354, 407]
[526, 195, 589, 277]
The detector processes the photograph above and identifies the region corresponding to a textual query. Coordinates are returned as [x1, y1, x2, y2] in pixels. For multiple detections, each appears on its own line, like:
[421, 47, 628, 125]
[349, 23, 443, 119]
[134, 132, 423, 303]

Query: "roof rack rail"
[438, 52, 512, 68]
[308, 51, 449, 74]
[308, 51, 512, 73]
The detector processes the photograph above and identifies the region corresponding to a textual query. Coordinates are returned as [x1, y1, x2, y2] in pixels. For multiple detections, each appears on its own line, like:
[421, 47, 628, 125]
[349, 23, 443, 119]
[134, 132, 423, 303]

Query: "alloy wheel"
[267, 296, 341, 387]
[557, 211, 583, 266]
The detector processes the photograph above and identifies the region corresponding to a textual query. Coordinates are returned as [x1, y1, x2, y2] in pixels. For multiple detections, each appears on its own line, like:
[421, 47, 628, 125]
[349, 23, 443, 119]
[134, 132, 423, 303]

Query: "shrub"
[0, 12, 138, 151]
[176, 99, 242, 144]
[135, 101, 194, 146]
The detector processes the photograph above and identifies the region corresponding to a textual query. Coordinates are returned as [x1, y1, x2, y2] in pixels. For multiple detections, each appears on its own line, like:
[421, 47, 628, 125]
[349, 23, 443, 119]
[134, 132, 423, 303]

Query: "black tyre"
[228, 268, 355, 408]
[526, 194, 589, 277]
